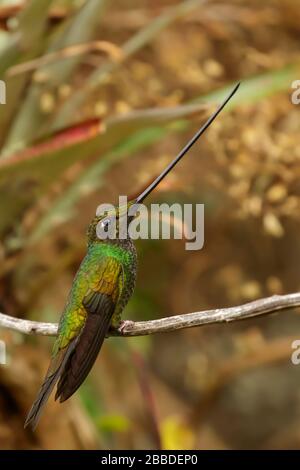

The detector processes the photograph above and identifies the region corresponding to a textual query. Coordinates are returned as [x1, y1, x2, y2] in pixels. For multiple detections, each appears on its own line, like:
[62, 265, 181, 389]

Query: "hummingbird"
[24, 83, 240, 430]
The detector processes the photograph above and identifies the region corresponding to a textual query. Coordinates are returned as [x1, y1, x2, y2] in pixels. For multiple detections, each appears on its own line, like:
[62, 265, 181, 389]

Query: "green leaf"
[97, 414, 131, 434]
[0, 101, 207, 236]
[2, 0, 108, 154]
[0, 0, 53, 145]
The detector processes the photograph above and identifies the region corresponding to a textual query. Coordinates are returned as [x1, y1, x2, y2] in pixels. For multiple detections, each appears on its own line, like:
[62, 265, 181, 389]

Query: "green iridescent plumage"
[54, 241, 137, 351]
[25, 216, 137, 429]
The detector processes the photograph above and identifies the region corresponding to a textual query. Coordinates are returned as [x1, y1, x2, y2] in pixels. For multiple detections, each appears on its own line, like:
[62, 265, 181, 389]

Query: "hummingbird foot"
[117, 320, 135, 335]
[108, 320, 134, 336]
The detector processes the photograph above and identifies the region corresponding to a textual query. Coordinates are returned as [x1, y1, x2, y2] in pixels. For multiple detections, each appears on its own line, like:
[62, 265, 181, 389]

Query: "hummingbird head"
[87, 200, 136, 245]
[88, 83, 240, 245]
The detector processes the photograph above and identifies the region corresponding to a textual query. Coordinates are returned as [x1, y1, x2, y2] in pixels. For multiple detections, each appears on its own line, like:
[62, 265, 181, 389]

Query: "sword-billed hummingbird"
[24, 83, 239, 429]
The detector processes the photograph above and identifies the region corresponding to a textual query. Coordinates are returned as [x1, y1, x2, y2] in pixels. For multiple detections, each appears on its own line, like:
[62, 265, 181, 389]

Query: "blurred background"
[0, 0, 299, 450]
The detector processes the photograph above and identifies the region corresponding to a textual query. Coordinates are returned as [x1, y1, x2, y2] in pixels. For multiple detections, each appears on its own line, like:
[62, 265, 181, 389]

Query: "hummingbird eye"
[100, 218, 111, 230]
[96, 216, 115, 240]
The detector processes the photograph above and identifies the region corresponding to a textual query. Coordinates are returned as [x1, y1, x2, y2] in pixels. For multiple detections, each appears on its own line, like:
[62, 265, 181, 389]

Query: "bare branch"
[0, 313, 57, 336]
[0, 293, 300, 338]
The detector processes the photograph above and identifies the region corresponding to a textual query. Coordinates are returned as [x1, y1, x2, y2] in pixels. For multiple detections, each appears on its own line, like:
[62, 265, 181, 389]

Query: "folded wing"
[24, 257, 123, 429]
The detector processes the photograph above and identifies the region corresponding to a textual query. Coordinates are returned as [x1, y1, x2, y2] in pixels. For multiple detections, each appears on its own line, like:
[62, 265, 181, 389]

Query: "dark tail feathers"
[24, 339, 77, 430]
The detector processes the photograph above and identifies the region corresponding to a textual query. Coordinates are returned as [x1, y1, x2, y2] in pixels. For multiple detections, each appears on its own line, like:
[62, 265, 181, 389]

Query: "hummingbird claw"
[117, 320, 134, 335]
[107, 320, 134, 336]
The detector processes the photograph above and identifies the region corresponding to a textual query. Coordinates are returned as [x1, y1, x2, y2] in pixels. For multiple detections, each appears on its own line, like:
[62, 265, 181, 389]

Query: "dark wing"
[55, 258, 123, 402]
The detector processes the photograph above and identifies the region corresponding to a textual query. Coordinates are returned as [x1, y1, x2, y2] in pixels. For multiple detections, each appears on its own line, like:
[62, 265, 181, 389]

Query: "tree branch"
[0, 293, 300, 338]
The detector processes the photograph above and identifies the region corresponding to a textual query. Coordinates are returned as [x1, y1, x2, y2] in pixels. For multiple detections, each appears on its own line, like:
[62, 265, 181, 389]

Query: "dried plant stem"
[7, 41, 122, 77]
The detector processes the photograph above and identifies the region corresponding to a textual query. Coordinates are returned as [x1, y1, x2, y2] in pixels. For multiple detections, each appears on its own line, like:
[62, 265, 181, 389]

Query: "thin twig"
[0, 293, 299, 338]
[7, 41, 123, 77]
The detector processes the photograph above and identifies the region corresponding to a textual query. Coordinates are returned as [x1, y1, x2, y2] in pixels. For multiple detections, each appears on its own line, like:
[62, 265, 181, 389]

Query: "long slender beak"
[135, 82, 240, 205]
